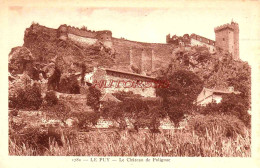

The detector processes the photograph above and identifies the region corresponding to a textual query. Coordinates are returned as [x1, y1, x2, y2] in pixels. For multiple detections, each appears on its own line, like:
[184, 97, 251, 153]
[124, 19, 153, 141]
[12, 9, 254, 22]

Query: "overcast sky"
[7, 3, 260, 62]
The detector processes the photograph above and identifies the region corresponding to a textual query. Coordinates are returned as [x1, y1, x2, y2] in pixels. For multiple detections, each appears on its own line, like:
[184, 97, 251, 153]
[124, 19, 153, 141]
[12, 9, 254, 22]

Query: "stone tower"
[214, 20, 239, 60]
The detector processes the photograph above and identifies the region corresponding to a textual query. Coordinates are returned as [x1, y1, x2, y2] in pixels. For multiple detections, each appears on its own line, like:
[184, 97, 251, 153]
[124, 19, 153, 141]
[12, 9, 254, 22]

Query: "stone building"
[196, 87, 240, 106]
[190, 34, 216, 53]
[166, 20, 240, 59]
[214, 20, 239, 60]
[84, 67, 157, 97]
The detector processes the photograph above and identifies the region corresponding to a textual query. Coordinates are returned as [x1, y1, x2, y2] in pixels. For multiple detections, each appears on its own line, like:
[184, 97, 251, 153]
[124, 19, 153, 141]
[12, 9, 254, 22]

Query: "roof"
[104, 68, 156, 80]
[100, 93, 122, 103]
[204, 87, 240, 94]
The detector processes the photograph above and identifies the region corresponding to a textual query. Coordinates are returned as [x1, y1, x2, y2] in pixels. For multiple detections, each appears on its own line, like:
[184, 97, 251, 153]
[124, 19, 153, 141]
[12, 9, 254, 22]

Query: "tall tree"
[156, 70, 203, 126]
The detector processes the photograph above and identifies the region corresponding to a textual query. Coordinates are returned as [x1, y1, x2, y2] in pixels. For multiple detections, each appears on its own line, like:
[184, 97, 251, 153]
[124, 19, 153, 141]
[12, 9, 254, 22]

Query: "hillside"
[9, 23, 250, 97]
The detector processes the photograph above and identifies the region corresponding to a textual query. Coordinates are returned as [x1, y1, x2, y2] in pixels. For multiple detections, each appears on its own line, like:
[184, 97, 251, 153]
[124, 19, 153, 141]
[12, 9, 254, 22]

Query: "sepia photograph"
[1, 1, 260, 167]
[7, 5, 253, 157]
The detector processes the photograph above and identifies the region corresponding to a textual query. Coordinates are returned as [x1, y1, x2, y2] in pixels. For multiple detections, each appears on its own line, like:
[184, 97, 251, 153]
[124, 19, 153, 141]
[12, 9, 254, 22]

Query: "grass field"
[9, 127, 251, 156]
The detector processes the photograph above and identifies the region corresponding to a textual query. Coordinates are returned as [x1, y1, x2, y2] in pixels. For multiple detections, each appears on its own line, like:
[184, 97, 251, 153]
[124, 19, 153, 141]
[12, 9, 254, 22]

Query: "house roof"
[100, 93, 122, 103]
[104, 68, 156, 80]
[204, 87, 240, 94]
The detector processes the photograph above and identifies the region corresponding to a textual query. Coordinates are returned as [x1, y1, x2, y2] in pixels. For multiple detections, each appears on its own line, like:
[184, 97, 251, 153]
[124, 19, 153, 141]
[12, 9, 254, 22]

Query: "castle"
[166, 20, 239, 60]
[52, 21, 240, 79]
[23, 21, 241, 98]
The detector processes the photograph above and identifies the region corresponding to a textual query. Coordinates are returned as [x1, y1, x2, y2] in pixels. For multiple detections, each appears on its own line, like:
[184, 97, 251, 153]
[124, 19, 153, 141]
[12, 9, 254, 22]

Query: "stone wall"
[91, 68, 156, 97]
[112, 37, 175, 73]
[68, 33, 98, 46]
[190, 39, 216, 53]
[104, 75, 156, 98]
[215, 28, 233, 54]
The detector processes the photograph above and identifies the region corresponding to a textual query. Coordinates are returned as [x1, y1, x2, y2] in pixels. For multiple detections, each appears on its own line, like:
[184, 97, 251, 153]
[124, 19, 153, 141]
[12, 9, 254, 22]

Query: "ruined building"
[58, 24, 113, 49]
[166, 21, 240, 60]
[54, 21, 240, 79]
[214, 21, 239, 60]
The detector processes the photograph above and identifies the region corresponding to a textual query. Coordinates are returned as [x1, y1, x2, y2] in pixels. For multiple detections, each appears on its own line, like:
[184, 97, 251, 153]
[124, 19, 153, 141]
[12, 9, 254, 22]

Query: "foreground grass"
[9, 128, 251, 157]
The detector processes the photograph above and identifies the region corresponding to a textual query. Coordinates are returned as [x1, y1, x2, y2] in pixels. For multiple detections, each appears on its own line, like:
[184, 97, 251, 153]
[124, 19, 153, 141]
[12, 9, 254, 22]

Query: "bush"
[72, 111, 100, 131]
[187, 114, 247, 138]
[41, 101, 71, 124]
[45, 90, 58, 106]
[12, 84, 43, 110]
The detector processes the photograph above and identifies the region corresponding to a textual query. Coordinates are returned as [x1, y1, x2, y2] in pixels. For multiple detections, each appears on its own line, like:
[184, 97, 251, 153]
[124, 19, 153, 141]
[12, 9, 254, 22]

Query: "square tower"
[214, 21, 239, 60]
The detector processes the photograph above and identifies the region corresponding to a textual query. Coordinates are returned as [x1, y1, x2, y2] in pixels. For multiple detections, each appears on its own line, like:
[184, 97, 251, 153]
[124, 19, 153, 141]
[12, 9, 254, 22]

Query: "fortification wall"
[112, 37, 175, 72]
[67, 26, 97, 38]
[68, 33, 98, 46]
[214, 24, 234, 32]
[190, 39, 216, 53]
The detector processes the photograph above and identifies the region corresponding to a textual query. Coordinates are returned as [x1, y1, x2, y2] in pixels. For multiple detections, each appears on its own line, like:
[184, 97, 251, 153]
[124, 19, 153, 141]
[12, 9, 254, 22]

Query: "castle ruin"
[214, 21, 239, 60]
[166, 21, 240, 60]
[54, 21, 240, 76]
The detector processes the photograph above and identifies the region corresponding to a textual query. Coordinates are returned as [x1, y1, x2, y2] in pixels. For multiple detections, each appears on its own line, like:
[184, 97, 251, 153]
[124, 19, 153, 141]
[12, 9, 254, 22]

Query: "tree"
[219, 93, 251, 127]
[156, 70, 203, 126]
[86, 86, 102, 112]
[100, 98, 164, 132]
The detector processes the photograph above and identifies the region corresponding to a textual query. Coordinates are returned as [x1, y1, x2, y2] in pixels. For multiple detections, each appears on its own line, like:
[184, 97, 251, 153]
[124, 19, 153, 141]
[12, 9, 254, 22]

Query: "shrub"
[187, 114, 246, 138]
[72, 111, 100, 131]
[44, 90, 58, 106]
[41, 101, 71, 124]
[12, 84, 43, 110]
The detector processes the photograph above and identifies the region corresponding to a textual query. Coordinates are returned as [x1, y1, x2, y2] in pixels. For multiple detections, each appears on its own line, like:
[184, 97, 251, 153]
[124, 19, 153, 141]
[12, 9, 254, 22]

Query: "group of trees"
[86, 66, 251, 131]
[86, 69, 204, 131]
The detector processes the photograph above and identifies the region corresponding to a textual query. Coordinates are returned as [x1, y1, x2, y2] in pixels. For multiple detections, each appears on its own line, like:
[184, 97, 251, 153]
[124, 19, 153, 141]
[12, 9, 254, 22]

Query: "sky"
[7, 2, 260, 63]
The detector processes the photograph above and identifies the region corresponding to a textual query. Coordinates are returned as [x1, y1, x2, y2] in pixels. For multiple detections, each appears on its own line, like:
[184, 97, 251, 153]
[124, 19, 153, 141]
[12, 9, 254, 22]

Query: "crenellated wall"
[214, 21, 239, 60]
[57, 25, 113, 49]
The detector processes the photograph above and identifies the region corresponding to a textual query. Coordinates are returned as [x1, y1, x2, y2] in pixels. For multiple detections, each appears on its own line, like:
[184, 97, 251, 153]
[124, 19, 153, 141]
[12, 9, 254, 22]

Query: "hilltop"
[8, 23, 250, 96]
